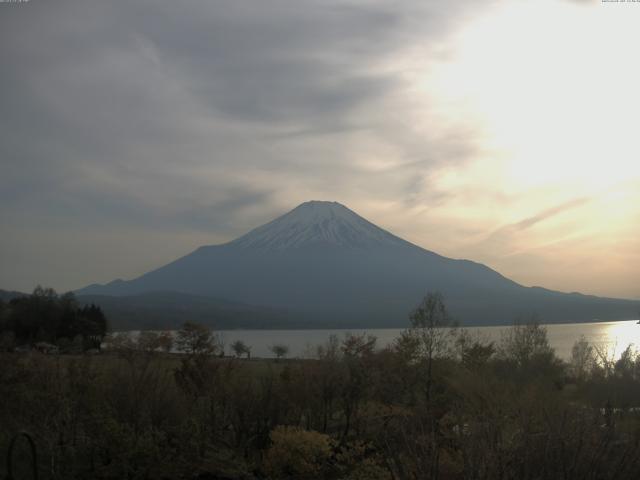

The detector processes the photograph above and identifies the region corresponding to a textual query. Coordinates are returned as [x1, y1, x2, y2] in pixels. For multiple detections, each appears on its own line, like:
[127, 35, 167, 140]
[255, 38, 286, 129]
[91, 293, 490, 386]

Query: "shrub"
[262, 426, 332, 478]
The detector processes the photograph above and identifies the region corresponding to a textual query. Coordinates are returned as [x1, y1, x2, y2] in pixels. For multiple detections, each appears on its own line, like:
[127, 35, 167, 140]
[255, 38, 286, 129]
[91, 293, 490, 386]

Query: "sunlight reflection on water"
[212, 319, 640, 360]
[513, 320, 640, 361]
[124, 319, 640, 360]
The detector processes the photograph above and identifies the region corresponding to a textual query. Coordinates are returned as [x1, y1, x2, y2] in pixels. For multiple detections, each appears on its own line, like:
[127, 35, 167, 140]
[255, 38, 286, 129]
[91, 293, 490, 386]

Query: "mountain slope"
[0, 289, 28, 302]
[78, 201, 639, 326]
[76, 291, 302, 331]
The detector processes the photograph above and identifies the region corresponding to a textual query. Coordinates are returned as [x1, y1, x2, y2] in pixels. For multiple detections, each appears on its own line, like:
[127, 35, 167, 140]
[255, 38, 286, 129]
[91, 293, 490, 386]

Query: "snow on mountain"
[229, 201, 409, 251]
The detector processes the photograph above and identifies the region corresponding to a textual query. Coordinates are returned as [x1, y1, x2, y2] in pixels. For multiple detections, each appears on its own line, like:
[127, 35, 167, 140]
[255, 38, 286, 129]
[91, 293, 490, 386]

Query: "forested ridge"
[0, 286, 108, 352]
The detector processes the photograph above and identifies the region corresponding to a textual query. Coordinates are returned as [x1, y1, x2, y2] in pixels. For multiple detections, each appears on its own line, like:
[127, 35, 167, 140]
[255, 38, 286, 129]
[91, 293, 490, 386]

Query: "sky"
[1, 0, 639, 300]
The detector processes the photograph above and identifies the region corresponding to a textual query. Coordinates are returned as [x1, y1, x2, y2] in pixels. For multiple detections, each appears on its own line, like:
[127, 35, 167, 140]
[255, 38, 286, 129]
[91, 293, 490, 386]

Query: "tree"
[175, 321, 218, 355]
[340, 333, 377, 438]
[270, 343, 289, 360]
[230, 339, 251, 359]
[614, 345, 639, 380]
[570, 335, 595, 381]
[0, 330, 16, 352]
[498, 317, 563, 384]
[461, 340, 495, 370]
[499, 318, 554, 368]
[157, 331, 174, 353]
[0, 287, 108, 350]
[77, 303, 108, 349]
[407, 291, 457, 403]
[312, 335, 343, 432]
[137, 331, 162, 353]
[103, 331, 135, 351]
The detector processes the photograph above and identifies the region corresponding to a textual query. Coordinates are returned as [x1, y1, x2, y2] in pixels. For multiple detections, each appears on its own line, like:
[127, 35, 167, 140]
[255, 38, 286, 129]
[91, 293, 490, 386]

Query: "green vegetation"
[0, 286, 108, 352]
[2, 291, 640, 479]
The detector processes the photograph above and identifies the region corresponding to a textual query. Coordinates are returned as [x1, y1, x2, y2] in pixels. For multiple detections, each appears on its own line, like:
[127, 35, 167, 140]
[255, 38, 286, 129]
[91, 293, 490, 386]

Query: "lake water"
[213, 319, 640, 360]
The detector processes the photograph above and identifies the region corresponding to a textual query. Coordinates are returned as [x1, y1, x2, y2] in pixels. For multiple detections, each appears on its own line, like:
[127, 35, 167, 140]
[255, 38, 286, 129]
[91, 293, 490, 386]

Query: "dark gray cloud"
[0, 0, 491, 291]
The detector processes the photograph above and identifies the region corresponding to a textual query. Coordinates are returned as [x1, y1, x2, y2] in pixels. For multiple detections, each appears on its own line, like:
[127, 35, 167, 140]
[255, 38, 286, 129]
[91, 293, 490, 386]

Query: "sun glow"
[395, 0, 640, 299]
[427, 0, 640, 192]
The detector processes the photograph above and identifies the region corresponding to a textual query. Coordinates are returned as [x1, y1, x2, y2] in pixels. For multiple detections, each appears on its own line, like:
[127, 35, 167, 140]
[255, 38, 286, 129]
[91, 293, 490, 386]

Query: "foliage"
[3, 303, 640, 479]
[0, 286, 108, 351]
[262, 426, 333, 478]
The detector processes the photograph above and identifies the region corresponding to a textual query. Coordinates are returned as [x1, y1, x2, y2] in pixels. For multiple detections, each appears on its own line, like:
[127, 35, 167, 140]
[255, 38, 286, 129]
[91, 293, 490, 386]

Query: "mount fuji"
[78, 201, 638, 327]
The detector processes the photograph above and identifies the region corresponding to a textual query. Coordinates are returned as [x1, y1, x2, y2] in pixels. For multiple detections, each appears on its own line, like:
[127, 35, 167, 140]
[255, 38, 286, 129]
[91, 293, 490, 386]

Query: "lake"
[213, 319, 640, 360]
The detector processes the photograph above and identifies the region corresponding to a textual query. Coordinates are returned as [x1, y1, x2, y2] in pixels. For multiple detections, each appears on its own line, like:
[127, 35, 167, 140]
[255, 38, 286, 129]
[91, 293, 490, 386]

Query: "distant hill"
[76, 291, 305, 331]
[77, 201, 640, 327]
[0, 289, 27, 302]
[1, 288, 299, 331]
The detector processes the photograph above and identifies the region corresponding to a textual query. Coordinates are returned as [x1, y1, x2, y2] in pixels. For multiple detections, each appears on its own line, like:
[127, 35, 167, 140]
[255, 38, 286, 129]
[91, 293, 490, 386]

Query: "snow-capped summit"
[229, 200, 408, 251]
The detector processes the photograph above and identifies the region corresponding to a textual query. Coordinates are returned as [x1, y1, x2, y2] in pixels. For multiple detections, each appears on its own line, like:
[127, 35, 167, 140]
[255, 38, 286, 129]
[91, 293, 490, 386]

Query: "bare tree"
[408, 291, 457, 403]
[270, 343, 289, 360]
[499, 318, 554, 368]
[570, 335, 596, 381]
[339, 333, 376, 438]
[157, 330, 174, 353]
[176, 321, 218, 355]
[230, 339, 251, 359]
[137, 331, 161, 353]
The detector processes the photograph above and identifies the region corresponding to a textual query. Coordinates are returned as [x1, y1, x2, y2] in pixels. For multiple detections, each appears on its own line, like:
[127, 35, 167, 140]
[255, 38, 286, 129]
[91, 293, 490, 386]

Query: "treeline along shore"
[2, 289, 640, 479]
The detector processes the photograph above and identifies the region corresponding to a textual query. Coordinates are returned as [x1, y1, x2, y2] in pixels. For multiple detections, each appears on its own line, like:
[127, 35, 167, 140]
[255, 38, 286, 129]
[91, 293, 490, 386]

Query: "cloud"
[509, 197, 592, 232]
[0, 0, 489, 291]
[5, 0, 634, 301]
[468, 197, 592, 257]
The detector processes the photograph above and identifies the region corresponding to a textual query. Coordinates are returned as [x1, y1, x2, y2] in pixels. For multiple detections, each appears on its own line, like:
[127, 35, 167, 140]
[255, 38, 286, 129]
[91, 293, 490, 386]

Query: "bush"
[262, 426, 332, 478]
